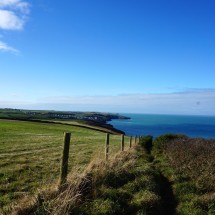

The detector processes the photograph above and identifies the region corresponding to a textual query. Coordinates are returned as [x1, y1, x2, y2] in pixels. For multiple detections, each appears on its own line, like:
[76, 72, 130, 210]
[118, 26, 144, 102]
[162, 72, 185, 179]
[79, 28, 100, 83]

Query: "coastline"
[108, 113, 215, 139]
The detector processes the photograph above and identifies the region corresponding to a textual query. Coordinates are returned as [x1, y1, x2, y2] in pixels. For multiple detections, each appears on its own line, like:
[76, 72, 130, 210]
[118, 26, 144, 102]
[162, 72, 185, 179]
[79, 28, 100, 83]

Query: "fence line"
[59, 132, 140, 185]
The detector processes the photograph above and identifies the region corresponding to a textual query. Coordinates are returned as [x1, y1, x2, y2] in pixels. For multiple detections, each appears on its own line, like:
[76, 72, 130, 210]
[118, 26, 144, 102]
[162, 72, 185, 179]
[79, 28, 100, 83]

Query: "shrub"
[153, 134, 187, 154]
[153, 134, 215, 214]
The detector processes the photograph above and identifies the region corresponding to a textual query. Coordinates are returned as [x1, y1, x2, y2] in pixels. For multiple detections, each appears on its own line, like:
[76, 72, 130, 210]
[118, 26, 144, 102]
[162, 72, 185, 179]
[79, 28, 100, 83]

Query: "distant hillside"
[0, 108, 130, 134]
[0, 108, 129, 123]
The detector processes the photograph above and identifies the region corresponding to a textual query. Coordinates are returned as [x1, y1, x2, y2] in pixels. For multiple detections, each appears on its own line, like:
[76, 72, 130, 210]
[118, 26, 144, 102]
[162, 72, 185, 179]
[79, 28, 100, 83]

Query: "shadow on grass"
[159, 173, 177, 215]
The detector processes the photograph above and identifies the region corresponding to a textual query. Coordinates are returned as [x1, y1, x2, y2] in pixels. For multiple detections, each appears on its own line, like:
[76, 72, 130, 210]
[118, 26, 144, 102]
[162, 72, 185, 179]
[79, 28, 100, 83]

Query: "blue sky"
[0, 0, 215, 115]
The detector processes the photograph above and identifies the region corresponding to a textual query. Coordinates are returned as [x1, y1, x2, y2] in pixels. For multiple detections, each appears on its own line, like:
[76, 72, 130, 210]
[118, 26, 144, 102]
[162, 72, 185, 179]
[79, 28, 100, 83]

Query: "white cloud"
[0, 0, 30, 30]
[0, 40, 18, 53]
[0, 0, 30, 53]
[0, 9, 24, 30]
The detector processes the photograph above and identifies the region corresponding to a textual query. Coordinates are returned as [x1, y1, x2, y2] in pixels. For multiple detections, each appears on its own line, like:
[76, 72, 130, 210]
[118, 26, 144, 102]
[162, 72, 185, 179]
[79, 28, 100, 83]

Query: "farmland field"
[0, 119, 128, 211]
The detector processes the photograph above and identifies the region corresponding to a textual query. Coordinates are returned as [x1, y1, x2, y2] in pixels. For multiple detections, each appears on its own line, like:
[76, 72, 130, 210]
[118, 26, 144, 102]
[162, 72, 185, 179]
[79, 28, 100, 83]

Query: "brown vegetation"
[153, 134, 215, 214]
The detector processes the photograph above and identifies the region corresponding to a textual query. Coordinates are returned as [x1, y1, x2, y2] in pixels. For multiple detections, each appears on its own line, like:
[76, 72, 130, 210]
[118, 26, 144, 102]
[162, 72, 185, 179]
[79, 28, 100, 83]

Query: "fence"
[0, 128, 141, 209]
[60, 132, 140, 185]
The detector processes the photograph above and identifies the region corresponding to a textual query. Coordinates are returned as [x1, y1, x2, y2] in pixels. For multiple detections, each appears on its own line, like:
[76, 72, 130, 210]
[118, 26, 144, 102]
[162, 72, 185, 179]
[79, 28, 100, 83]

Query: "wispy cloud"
[0, 40, 19, 53]
[0, 0, 30, 14]
[0, 0, 30, 53]
[44, 89, 215, 115]
[1, 89, 215, 115]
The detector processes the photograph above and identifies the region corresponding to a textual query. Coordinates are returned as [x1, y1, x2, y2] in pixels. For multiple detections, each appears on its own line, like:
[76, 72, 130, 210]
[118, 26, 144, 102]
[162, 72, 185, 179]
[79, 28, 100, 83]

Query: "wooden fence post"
[129, 136, 132, 148]
[60, 132, 71, 185]
[121, 134, 124, 151]
[105, 133, 110, 160]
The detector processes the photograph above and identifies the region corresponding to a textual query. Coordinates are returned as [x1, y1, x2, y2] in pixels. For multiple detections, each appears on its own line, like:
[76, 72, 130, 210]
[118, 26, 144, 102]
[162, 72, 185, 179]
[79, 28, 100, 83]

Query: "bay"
[109, 113, 215, 139]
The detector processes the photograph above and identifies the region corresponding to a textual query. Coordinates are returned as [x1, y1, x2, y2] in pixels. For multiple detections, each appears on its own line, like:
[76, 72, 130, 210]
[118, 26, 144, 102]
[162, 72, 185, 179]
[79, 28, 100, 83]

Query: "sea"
[109, 113, 215, 139]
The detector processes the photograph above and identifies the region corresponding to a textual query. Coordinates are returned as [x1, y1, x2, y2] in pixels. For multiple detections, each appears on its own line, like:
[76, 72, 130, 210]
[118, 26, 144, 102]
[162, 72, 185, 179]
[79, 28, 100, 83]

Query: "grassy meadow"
[1, 118, 215, 215]
[0, 119, 129, 212]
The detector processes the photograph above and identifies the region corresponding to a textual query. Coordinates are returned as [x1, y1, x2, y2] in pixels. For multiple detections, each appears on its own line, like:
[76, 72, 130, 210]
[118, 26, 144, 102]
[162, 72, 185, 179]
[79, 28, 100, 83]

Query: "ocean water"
[109, 114, 215, 139]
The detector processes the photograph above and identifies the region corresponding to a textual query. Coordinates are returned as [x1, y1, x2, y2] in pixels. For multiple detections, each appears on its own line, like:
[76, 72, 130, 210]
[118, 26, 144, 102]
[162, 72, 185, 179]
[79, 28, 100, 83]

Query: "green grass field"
[0, 119, 129, 212]
[2, 119, 215, 214]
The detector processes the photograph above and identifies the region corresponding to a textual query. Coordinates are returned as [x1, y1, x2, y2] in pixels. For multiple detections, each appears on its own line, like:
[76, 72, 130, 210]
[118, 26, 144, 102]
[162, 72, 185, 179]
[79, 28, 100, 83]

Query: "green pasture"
[0, 119, 129, 210]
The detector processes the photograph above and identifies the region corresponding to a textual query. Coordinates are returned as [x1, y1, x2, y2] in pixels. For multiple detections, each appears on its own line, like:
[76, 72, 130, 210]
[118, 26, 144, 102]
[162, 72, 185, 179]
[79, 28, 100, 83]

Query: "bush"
[153, 134, 187, 154]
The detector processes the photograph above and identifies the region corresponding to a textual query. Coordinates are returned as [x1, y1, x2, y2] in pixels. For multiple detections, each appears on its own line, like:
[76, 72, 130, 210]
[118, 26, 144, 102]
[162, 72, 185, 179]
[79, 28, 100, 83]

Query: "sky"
[0, 0, 215, 115]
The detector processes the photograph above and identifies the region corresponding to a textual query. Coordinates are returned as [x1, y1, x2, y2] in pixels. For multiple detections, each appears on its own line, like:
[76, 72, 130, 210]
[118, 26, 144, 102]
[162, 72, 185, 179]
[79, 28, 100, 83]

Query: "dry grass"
[10, 144, 162, 215]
